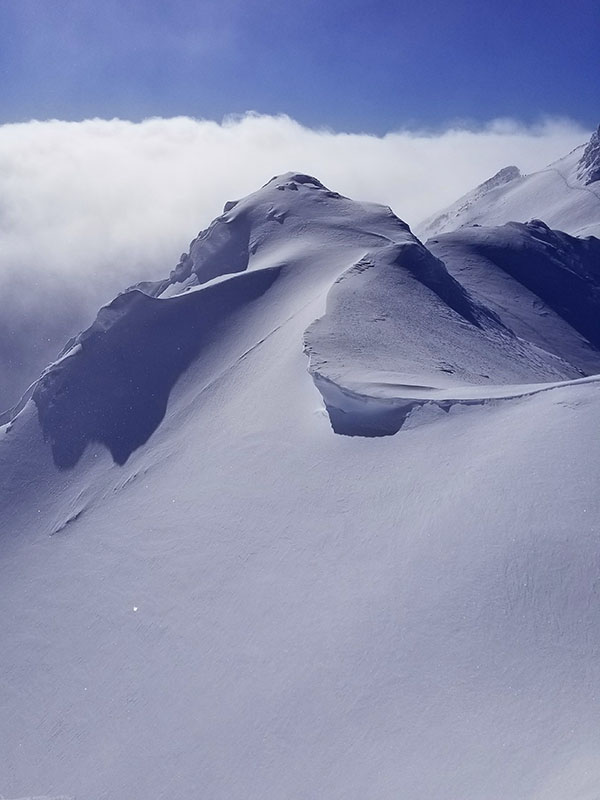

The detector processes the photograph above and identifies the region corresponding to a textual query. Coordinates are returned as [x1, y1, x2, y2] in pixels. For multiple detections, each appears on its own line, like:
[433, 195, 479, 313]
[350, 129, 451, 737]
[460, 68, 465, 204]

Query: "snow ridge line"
[186, 291, 325, 408]
[310, 369, 600, 437]
[538, 166, 600, 206]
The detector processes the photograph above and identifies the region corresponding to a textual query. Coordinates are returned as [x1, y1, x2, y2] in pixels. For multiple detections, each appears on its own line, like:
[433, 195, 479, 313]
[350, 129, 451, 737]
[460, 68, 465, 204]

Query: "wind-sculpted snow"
[131, 172, 410, 299]
[10, 170, 600, 460]
[33, 267, 280, 467]
[4, 171, 600, 800]
[304, 234, 583, 436]
[16, 172, 413, 466]
[311, 369, 600, 437]
[429, 221, 600, 350]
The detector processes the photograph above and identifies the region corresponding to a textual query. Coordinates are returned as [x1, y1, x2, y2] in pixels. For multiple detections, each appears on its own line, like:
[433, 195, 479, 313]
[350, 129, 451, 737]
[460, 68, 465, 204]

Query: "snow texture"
[2, 162, 600, 800]
[578, 124, 600, 186]
[417, 127, 600, 240]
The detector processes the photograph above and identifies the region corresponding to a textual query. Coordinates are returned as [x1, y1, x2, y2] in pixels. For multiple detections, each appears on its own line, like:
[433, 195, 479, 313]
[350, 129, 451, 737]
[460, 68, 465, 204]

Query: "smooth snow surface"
[2, 171, 600, 800]
[427, 221, 600, 375]
[417, 135, 600, 239]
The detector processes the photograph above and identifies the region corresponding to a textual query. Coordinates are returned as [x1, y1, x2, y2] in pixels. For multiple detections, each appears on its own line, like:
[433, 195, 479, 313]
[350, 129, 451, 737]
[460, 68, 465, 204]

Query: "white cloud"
[0, 113, 589, 411]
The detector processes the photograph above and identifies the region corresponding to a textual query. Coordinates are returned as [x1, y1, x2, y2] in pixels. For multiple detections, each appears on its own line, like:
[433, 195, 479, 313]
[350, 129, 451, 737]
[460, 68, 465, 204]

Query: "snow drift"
[2, 168, 600, 800]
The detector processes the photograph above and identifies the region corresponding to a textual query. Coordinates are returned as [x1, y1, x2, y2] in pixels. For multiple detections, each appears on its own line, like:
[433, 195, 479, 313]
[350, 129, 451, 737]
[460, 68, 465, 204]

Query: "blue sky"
[0, 0, 598, 133]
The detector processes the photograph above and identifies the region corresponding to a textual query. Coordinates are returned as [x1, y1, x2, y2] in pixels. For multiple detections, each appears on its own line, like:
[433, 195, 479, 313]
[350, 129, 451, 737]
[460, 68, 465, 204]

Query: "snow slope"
[427, 220, 600, 376]
[304, 226, 596, 436]
[417, 127, 600, 239]
[2, 173, 600, 800]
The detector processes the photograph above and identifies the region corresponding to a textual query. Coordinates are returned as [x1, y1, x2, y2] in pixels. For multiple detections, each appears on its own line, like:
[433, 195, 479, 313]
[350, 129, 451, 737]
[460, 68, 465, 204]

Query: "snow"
[578, 124, 600, 186]
[426, 221, 600, 376]
[417, 137, 600, 240]
[1, 167, 600, 799]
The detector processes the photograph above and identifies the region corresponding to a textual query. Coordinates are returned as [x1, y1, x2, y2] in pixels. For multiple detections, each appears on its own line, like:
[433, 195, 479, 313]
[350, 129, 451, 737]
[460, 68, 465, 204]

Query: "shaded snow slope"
[3, 321, 600, 800]
[428, 221, 600, 355]
[304, 219, 600, 437]
[34, 269, 281, 467]
[132, 172, 410, 299]
[24, 172, 415, 468]
[20, 174, 599, 462]
[2, 173, 600, 800]
[303, 233, 586, 435]
[417, 129, 600, 239]
[578, 124, 600, 186]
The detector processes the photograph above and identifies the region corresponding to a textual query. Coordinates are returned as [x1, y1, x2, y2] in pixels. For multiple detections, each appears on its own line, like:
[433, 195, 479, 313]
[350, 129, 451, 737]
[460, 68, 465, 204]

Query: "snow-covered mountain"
[2, 170, 600, 800]
[417, 125, 600, 240]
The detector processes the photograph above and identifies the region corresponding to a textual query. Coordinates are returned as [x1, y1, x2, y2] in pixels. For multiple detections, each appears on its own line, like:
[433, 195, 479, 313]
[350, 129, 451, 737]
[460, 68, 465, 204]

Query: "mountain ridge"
[6, 171, 598, 464]
[2, 160, 600, 799]
[417, 125, 600, 239]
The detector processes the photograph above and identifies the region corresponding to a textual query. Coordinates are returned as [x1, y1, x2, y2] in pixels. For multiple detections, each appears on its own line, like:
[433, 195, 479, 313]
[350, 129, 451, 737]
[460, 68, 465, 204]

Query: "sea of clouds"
[0, 113, 589, 411]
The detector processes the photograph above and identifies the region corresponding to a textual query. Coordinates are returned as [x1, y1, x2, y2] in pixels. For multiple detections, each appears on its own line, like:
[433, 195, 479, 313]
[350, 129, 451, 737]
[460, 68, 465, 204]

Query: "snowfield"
[1, 137, 600, 800]
[417, 129, 600, 240]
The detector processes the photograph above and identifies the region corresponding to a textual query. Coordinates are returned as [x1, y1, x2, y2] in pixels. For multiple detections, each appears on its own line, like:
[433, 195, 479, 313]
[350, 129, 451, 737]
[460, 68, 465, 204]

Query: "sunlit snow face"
[0, 114, 589, 411]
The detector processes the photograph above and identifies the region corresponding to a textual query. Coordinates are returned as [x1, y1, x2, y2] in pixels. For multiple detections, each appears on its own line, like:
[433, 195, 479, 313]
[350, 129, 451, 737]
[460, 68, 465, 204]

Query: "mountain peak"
[5, 160, 600, 800]
[417, 129, 600, 240]
[415, 164, 522, 240]
[264, 172, 328, 190]
[577, 124, 600, 185]
[477, 164, 522, 191]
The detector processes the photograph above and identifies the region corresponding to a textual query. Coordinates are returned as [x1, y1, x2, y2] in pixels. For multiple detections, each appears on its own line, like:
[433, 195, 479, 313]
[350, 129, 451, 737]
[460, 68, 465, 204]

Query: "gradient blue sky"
[1, 0, 598, 133]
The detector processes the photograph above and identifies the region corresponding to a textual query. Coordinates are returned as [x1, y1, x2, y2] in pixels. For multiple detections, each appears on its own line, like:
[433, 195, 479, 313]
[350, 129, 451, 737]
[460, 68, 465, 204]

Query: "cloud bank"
[0, 113, 589, 411]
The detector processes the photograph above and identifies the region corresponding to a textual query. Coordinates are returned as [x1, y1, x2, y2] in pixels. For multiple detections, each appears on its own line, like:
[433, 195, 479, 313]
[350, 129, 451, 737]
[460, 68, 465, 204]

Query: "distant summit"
[415, 165, 522, 240]
[475, 164, 522, 192]
[417, 127, 600, 240]
[578, 124, 600, 185]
